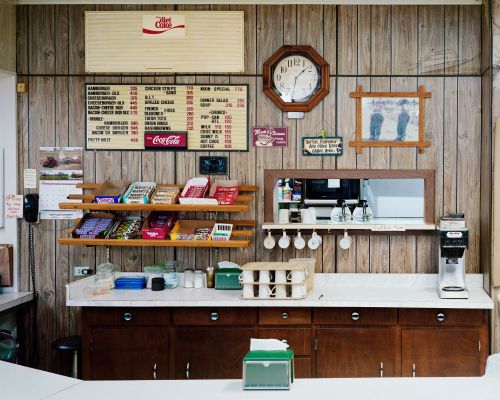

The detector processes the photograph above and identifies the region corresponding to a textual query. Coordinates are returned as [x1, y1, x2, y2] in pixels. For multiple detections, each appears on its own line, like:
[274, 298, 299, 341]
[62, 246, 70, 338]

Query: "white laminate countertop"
[0, 291, 33, 313]
[66, 273, 494, 309]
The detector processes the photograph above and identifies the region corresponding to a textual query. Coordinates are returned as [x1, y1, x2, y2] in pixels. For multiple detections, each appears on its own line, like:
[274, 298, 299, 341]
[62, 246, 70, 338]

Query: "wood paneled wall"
[16, 4, 484, 373]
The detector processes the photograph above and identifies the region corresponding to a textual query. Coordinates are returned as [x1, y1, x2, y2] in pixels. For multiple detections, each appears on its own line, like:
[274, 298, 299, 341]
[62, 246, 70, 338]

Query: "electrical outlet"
[74, 266, 92, 277]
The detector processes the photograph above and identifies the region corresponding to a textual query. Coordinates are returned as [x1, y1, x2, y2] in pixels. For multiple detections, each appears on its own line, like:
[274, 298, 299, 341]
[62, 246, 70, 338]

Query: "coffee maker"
[437, 213, 469, 299]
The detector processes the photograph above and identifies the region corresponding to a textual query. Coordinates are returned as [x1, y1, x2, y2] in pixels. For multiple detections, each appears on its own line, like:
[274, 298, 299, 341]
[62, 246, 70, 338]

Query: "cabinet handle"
[210, 312, 219, 321]
[436, 313, 446, 322]
[281, 312, 289, 319]
[153, 363, 157, 380]
[185, 362, 190, 379]
[123, 312, 132, 321]
[351, 312, 360, 321]
[412, 363, 416, 378]
[380, 362, 384, 378]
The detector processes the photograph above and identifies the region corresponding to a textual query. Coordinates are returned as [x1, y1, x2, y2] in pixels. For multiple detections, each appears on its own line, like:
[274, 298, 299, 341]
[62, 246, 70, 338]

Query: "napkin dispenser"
[243, 349, 294, 390]
[215, 268, 241, 290]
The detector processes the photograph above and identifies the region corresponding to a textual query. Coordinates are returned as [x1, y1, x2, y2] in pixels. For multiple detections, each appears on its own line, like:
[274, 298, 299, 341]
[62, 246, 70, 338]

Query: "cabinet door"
[86, 327, 169, 380]
[402, 328, 482, 377]
[173, 327, 256, 379]
[316, 327, 398, 378]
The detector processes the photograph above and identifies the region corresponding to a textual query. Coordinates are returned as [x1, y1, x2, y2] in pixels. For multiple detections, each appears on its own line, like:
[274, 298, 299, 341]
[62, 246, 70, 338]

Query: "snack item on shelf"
[170, 221, 215, 241]
[72, 213, 116, 239]
[109, 216, 144, 239]
[141, 212, 177, 240]
[151, 186, 180, 204]
[211, 223, 233, 241]
[179, 177, 211, 204]
[209, 179, 240, 205]
[123, 182, 157, 204]
[94, 180, 131, 204]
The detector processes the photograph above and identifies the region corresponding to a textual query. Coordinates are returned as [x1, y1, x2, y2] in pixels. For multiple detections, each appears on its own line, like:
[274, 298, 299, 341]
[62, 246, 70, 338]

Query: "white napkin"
[250, 338, 289, 351]
[218, 261, 240, 269]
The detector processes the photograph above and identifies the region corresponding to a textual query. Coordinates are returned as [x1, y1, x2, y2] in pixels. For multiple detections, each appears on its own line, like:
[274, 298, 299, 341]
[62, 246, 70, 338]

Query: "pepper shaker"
[206, 266, 215, 288]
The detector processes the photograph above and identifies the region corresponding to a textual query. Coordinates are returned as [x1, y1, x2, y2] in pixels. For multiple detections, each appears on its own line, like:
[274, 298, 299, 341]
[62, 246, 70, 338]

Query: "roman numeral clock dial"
[263, 45, 330, 112]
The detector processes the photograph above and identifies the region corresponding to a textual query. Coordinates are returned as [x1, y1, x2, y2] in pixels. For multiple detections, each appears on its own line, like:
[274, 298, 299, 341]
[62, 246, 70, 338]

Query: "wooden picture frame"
[349, 85, 431, 154]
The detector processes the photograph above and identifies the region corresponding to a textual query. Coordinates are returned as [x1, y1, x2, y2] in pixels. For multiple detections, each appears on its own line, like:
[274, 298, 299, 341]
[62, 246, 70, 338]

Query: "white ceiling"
[12, 1, 483, 6]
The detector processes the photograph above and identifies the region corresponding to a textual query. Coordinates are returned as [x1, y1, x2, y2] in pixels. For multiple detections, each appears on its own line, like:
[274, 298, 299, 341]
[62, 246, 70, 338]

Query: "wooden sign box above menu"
[86, 84, 248, 151]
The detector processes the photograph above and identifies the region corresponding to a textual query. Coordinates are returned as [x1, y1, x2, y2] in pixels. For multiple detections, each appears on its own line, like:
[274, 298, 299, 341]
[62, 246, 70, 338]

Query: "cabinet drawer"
[173, 308, 258, 326]
[399, 309, 485, 327]
[259, 308, 311, 325]
[314, 308, 397, 325]
[83, 307, 170, 327]
[258, 328, 312, 356]
[294, 358, 312, 378]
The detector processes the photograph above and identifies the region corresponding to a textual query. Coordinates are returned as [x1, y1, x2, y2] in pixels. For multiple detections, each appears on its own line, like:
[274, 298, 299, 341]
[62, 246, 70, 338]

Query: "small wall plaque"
[302, 130, 343, 156]
[199, 156, 228, 175]
[252, 127, 288, 147]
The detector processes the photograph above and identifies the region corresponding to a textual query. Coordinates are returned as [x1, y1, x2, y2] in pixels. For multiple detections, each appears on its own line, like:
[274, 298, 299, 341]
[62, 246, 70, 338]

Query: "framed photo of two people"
[349, 85, 431, 154]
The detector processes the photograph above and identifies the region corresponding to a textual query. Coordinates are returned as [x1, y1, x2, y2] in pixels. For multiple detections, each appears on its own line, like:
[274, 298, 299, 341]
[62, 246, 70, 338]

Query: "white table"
[0, 292, 33, 313]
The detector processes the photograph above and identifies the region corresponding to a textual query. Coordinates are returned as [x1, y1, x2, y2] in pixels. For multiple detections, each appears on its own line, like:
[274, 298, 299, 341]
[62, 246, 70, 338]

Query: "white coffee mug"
[294, 232, 306, 250]
[274, 270, 287, 284]
[301, 208, 316, 224]
[287, 269, 306, 283]
[258, 284, 276, 299]
[308, 231, 322, 250]
[339, 231, 352, 250]
[275, 284, 287, 298]
[278, 231, 291, 249]
[242, 283, 254, 299]
[194, 270, 204, 289]
[278, 209, 290, 224]
[291, 283, 307, 298]
[239, 270, 255, 283]
[259, 270, 272, 283]
[183, 269, 194, 288]
[263, 231, 276, 250]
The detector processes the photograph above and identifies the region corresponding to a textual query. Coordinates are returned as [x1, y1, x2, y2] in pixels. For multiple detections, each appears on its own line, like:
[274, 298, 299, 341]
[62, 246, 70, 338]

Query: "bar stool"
[52, 335, 81, 378]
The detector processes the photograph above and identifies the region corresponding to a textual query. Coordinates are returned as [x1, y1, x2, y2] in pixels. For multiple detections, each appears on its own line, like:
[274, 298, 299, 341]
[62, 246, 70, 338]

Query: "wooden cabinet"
[82, 308, 170, 380]
[316, 327, 399, 378]
[173, 327, 256, 379]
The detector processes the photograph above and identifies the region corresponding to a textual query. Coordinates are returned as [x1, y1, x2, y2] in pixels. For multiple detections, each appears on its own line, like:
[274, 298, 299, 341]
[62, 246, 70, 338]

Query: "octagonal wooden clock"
[263, 45, 330, 112]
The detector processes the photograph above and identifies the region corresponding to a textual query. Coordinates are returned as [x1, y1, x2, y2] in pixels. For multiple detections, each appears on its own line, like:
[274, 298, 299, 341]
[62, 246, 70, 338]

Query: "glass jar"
[95, 262, 115, 289]
[163, 261, 178, 289]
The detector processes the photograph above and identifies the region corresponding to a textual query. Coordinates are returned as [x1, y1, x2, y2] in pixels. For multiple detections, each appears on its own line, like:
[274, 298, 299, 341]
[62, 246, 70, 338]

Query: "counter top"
[0, 291, 33, 313]
[45, 377, 500, 400]
[66, 273, 493, 309]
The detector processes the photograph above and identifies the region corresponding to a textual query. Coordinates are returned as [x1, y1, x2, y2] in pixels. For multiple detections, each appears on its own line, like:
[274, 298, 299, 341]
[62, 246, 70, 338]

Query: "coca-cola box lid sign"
[144, 132, 188, 150]
[252, 127, 288, 147]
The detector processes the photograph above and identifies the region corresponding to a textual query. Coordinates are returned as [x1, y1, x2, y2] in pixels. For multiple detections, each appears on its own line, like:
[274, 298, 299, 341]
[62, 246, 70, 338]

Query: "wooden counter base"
[82, 307, 489, 381]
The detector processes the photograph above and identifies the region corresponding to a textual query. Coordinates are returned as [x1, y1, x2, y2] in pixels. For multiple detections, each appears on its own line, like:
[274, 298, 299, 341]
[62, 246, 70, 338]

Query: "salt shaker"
[206, 266, 215, 288]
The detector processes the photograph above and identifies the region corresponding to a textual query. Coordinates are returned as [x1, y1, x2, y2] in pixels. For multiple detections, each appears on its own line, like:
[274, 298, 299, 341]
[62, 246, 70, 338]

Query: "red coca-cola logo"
[144, 132, 187, 149]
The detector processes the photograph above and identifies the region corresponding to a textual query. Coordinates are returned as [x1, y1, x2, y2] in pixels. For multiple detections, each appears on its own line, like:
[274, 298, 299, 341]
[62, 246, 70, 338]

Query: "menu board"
[86, 84, 248, 151]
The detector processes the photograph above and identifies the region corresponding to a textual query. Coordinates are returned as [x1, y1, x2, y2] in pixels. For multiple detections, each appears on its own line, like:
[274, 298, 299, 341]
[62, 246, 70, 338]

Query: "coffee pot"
[352, 200, 373, 222]
[330, 199, 351, 222]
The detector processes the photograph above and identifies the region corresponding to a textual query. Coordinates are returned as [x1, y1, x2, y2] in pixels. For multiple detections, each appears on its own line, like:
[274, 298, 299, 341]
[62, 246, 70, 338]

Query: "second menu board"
[86, 84, 248, 151]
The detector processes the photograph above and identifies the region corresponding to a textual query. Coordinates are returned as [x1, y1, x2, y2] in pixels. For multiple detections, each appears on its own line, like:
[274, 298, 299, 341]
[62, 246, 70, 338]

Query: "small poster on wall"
[302, 130, 343, 156]
[252, 127, 288, 147]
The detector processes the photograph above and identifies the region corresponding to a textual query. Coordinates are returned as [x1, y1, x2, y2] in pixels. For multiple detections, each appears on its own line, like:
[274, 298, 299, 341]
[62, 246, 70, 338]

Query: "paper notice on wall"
[39, 147, 83, 220]
[23, 169, 37, 189]
[5, 194, 23, 218]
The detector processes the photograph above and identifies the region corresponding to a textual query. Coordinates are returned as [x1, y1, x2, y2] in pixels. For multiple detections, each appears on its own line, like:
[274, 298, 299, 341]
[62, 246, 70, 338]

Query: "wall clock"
[263, 45, 330, 112]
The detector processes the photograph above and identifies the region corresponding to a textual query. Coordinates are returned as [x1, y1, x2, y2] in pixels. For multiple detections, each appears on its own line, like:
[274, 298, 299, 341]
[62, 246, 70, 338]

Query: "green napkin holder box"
[215, 268, 241, 290]
[242, 350, 294, 390]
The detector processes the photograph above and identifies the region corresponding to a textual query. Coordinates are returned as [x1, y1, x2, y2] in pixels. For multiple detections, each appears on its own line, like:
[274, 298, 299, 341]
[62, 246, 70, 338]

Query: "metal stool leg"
[71, 350, 78, 378]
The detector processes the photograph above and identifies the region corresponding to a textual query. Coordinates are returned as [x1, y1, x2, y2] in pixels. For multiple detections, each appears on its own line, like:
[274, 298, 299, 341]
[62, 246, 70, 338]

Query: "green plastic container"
[215, 268, 242, 290]
[242, 350, 294, 390]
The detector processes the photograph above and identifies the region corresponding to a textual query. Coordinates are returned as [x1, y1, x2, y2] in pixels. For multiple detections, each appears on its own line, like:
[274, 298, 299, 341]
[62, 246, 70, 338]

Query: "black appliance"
[304, 179, 360, 204]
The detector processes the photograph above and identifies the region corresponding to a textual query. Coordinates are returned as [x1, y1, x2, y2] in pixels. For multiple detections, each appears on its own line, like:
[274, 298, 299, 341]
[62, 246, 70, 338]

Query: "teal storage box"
[242, 350, 294, 390]
[215, 268, 241, 290]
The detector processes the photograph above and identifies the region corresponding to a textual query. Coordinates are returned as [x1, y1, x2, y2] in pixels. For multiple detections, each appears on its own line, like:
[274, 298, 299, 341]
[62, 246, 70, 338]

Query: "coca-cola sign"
[142, 15, 186, 38]
[144, 132, 188, 150]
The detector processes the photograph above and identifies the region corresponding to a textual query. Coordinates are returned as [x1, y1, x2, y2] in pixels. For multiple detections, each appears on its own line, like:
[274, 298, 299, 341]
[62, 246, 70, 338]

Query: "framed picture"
[349, 85, 431, 154]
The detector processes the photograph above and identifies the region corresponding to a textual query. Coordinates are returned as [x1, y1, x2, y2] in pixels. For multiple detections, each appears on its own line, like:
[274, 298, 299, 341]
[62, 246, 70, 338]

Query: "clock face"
[272, 55, 320, 103]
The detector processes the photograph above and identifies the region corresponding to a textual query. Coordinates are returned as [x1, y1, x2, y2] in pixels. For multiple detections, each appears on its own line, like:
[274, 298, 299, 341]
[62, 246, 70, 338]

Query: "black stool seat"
[52, 335, 81, 352]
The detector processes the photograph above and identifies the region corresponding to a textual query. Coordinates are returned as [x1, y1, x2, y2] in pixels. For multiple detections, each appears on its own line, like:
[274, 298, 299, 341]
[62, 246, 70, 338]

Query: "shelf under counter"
[58, 238, 251, 248]
[262, 218, 436, 232]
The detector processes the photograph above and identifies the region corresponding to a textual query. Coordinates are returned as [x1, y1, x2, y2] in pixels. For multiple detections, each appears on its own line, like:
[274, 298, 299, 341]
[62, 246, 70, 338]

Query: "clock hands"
[291, 67, 309, 100]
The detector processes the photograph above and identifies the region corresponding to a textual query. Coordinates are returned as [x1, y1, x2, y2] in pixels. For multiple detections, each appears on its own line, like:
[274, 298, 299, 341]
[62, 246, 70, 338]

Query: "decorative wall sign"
[144, 132, 187, 150]
[349, 85, 431, 154]
[252, 126, 288, 147]
[142, 15, 186, 38]
[199, 156, 228, 175]
[302, 130, 343, 156]
[86, 84, 248, 151]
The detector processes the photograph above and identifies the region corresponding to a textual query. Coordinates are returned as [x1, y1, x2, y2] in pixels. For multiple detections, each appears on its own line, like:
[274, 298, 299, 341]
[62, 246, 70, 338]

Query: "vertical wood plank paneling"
[443, 77, 458, 216]
[371, 6, 391, 75]
[337, 5, 357, 75]
[29, 6, 55, 74]
[28, 77, 56, 372]
[232, 4, 257, 75]
[458, 5, 482, 74]
[457, 77, 482, 273]
[69, 5, 92, 74]
[418, 6, 444, 75]
[357, 6, 371, 76]
[16, 5, 29, 74]
[323, 5, 337, 75]
[416, 77, 443, 273]
[54, 5, 69, 75]
[444, 6, 459, 75]
[391, 5, 418, 75]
